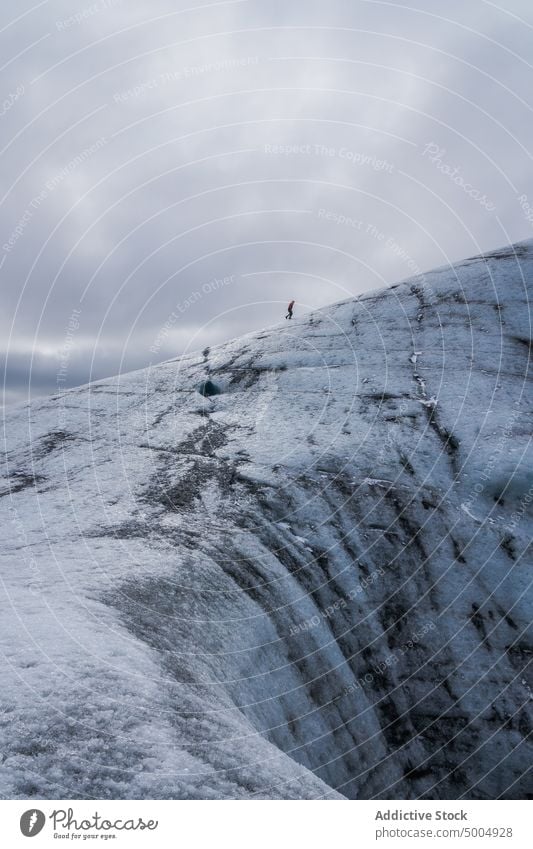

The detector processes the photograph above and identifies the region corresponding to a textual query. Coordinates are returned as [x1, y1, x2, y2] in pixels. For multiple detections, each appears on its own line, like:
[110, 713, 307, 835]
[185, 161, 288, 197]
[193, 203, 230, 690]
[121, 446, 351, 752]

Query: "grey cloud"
[1, 0, 532, 406]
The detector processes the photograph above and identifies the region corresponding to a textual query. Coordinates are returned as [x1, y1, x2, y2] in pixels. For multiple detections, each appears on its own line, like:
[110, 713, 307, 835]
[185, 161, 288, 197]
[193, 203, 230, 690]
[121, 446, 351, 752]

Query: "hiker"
[285, 299, 295, 320]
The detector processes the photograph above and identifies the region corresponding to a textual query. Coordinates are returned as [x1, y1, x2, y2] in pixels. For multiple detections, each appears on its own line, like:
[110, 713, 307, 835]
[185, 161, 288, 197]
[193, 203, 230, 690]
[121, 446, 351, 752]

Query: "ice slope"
[1, 239, 532, 800]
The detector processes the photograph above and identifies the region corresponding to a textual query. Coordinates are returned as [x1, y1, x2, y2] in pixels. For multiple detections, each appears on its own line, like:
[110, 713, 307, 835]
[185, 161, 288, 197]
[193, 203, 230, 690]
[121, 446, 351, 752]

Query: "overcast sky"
[1, 0, 532, 409]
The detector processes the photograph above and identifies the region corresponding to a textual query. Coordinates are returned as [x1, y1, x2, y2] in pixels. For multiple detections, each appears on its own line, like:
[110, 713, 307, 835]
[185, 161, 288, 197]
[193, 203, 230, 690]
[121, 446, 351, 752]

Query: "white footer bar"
[1, 799, 530, 848]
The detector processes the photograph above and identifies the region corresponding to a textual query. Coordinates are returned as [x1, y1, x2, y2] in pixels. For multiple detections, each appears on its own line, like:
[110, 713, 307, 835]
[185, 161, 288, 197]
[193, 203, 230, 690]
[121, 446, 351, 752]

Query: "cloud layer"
[2, 0, 532, 407]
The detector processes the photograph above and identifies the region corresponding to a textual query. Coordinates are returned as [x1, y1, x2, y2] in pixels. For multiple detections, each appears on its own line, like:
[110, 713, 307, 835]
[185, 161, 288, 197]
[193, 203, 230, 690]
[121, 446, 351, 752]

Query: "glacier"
[1, 239, 532, 800]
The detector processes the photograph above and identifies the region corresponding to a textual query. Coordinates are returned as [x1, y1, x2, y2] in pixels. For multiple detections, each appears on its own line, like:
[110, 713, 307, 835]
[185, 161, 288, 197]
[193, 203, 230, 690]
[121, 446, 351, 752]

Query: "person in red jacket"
[285, 299, 295, 320]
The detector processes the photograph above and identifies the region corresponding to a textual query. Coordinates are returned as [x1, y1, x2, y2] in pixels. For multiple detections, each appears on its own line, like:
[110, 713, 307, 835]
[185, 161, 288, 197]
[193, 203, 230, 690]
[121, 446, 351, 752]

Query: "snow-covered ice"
[1, 239, 532, 799]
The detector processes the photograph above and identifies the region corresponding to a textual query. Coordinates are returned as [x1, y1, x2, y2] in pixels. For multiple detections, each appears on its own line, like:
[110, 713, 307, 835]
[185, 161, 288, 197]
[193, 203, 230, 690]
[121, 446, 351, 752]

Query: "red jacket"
[288, 300, 295, 310]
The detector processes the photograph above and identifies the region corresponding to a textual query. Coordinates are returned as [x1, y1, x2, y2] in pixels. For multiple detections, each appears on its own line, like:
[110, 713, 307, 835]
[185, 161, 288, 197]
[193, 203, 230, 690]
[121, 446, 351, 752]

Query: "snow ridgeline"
[1, 240, 532, 799]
